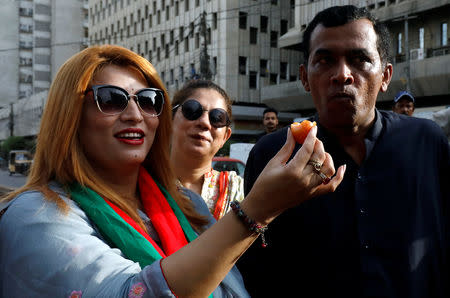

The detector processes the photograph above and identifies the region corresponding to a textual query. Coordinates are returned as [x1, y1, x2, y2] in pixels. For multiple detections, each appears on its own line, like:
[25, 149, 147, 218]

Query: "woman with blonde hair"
[0, 45, 345, 297]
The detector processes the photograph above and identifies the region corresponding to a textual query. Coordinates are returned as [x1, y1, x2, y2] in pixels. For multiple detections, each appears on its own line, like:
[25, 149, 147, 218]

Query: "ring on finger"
[316, 171, 331, 184]
[308, 159, 322, 172]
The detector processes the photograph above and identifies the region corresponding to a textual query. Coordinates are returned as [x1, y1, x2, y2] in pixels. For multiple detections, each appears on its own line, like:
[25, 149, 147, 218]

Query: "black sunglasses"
[173, 99, 231, 128]
[85, 84, 164, 116]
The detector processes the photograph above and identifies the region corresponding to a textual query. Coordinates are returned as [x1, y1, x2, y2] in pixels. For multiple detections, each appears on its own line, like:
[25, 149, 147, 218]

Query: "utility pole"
[404, 14, 410, 92]
[9, 102, 14, 137]
[199, 11, 212, 80]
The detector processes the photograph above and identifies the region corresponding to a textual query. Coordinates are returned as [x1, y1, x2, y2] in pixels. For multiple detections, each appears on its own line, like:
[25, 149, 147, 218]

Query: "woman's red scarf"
[69, 166, 197, 264]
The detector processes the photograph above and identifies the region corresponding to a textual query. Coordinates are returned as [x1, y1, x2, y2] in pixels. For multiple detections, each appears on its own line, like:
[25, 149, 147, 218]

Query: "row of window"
[239, 13, 289, 35]
[92, 0, 213, 25]
[396, 22, 449, 56]
[239, 57, 296, 88]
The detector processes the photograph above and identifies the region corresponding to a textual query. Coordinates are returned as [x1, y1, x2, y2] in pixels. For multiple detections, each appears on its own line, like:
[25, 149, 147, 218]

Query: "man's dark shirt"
[238, 110, 450, 298]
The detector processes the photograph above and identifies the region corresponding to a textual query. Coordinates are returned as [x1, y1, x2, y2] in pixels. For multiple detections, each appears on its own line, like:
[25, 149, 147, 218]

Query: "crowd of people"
[0, 4, 449, 298]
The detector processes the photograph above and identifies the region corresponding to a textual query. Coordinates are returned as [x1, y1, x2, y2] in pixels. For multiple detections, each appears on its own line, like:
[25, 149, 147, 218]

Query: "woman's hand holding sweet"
[241, 126, 346, 226]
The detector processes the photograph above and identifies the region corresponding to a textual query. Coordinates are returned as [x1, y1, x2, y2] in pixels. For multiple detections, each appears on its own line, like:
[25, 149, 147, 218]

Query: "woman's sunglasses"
[172, 99, 231, 128]
[84, 84, 164, 116]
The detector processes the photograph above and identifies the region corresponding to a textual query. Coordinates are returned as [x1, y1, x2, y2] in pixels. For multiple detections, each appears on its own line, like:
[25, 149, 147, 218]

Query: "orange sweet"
[290, 120, 317, 144]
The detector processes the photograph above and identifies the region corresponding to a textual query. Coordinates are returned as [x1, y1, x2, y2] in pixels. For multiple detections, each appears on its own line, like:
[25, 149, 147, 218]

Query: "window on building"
[239, 56, 247, 75]
[397, 32, 402, 54]
[184, 38, 189, 51]
[170, 69, 174, 85]
[175, 40, 179, 55]
[153, 1, 156, 13]
[212, 56, 217, 75]
[207, 28, 211, 44]
[185, 0, 189, 11]
[213, 13, 217, 30]
[153, 37, 157, 51]
[157, 47, 161, 61]
[175, 1, 179, 16]
[166, 6, 170, 20]
[250, 27, 257, 44]
[271, 0, 277, 5]
[196, 0, 199, 7]
[281, 19, 288, 35]
[442, 22, 448, 46]
[249, 71, 258, 89]
[419, 27, 424, 49]
[165, 44, 169, 58]
[260, 16, 268, 33]
[190, 22, 194, 37]
[149, 15, 152, 28]
[141, 19, 145, 32]
[180, 66, 184, 81]
[239, 12, 248, 29]
[260, 59, 268, 77]
[195, 32, 200, 48]
[270, 73, 278, 84]
[170, 30, 174, 44]
[157, 10, 161, 24]
[270, 31, 278, 48]
[280, 62, 288, 80]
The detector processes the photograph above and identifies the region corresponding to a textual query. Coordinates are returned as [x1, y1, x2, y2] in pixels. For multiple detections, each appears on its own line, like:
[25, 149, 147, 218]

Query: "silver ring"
[308, 159, 322, 172]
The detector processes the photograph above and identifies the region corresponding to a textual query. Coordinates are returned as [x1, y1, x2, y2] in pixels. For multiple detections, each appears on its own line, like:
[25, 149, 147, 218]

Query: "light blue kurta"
[0, 183, 249, 297]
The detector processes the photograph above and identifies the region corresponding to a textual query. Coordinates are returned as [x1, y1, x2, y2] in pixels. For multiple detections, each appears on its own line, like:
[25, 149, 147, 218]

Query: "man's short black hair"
[301, 5, 392, 66]
[263, 107, 278, 116]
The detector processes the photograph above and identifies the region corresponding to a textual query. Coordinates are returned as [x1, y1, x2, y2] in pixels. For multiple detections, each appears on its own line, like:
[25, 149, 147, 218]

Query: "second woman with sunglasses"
[171, 80, 245, 220]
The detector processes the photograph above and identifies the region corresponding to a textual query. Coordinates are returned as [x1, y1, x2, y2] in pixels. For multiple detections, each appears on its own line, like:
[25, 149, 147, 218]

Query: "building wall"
[0, 0, 20, 107]
[87, 0, 301, 106]
[263, 0, 450, 113]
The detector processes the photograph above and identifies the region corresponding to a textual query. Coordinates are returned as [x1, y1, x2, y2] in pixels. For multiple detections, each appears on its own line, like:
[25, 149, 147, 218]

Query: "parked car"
[212, 157, 246, 178]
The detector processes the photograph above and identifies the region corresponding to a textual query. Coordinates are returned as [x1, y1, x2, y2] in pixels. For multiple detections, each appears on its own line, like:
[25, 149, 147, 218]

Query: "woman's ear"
[221, 127, 232, 147]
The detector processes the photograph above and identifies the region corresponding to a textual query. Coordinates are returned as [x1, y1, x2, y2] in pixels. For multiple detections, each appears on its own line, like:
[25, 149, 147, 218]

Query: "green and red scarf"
[69, 166, 198, 268]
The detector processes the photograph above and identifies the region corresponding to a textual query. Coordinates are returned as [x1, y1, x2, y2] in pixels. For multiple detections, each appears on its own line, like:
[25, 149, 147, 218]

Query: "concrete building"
[88, 0, 302, 140]
[264, 0, 450, 115]
[0, 0, 89, 108]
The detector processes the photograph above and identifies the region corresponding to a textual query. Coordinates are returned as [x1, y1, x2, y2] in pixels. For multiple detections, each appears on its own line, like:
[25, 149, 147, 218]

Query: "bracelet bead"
[230, 201, 268, 248]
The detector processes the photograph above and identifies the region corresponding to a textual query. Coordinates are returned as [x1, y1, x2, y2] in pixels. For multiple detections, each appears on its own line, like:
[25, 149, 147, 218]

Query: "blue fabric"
[0, 184, 249, 298]
[239, 110, 450, 298]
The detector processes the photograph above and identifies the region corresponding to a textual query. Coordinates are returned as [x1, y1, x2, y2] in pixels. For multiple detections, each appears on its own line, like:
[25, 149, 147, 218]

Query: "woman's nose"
[120, 97, 144, 122]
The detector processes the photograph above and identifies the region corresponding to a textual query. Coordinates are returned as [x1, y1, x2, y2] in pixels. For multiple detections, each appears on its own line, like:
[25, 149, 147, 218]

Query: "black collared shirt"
[238, 110, 450, 298]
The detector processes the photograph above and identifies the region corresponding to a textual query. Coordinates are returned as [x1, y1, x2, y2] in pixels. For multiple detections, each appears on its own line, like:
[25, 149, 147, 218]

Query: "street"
[0, 168, 27, 194]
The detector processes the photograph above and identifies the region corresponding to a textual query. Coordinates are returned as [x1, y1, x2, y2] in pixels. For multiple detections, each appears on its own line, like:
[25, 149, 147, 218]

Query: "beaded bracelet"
[230, 201, 268, 248]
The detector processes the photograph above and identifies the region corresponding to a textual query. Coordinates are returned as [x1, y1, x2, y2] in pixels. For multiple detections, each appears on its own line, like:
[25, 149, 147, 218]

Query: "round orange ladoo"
[290, 120, 317, 144]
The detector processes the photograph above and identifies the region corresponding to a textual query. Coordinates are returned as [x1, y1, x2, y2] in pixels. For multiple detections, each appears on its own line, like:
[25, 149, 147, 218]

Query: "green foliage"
[0, 136, 35, 161]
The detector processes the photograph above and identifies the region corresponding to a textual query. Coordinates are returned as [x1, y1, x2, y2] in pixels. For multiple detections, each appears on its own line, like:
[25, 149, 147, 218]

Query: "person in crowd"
[257, 107, 279, 140]
[392, 90, 415, 116]
[238, 5, 450, 298]
[0, 45, 345, 297]
[171, 80, 244, 220]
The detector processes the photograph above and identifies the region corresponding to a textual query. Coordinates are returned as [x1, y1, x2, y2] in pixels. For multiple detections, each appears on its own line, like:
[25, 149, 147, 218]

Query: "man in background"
[256, 107, 279, 141]
[392, 90, 415, 116]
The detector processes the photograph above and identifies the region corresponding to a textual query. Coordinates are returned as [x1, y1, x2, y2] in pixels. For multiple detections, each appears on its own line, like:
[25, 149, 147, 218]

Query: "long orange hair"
[2, 45, 206, 230]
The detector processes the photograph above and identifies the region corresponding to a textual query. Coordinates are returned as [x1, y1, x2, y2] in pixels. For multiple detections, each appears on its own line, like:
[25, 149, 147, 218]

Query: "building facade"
[264, 0, 450, 114]
[0, 0, 89, 108]
[88, 0, 302, 139]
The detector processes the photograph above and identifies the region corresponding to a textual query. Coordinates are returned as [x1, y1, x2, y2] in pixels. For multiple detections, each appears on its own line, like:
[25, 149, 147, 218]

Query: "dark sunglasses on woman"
[84, 84, 165, 116]
[172, 99, 231, 128]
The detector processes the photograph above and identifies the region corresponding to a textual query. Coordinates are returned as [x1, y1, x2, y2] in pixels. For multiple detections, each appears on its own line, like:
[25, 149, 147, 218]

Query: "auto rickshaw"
[8, 150, 32, 176]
